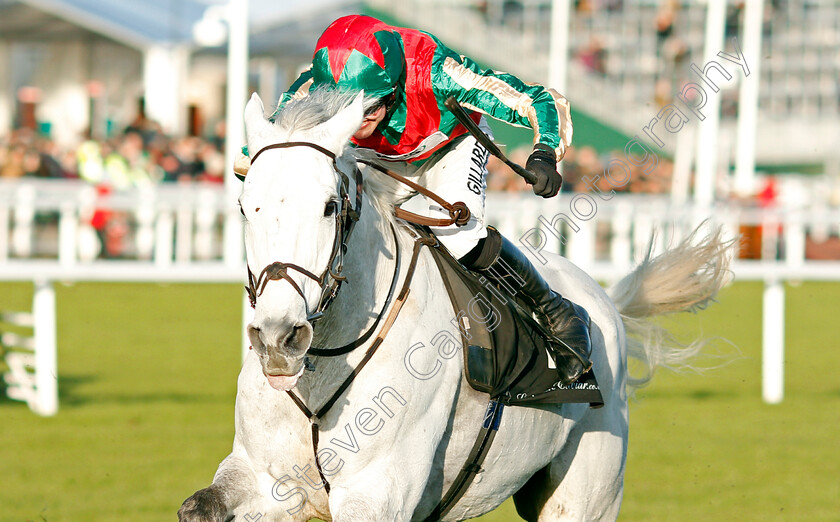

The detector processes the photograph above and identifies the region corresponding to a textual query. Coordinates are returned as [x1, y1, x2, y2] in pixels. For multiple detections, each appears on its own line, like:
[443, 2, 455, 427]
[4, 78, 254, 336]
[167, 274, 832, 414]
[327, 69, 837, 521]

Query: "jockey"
[274, 14, 591, 383]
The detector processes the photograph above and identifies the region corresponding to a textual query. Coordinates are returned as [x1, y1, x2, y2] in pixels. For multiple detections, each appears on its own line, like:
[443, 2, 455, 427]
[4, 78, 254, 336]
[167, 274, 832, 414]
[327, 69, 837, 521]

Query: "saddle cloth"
[419, 228, 604, 407]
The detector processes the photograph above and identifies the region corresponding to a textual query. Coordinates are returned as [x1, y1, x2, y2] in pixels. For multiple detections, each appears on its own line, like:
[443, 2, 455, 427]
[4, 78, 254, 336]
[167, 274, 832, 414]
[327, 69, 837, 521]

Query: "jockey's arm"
[435, 51, 573, 159]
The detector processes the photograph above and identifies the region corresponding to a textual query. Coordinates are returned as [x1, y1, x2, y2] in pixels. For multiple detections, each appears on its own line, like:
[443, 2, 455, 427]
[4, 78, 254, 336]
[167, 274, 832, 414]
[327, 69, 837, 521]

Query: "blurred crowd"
[487, 144, 672, 195]
[2, 124, 673, 195]
[0, 119, 227, 258]
[572, 0, 775, 117]
[0, 121, 225, 188]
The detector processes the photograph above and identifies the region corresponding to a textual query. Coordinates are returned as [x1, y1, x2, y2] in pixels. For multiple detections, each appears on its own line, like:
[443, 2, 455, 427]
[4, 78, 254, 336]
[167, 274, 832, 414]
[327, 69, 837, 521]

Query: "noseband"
[245, 141, 363, 323]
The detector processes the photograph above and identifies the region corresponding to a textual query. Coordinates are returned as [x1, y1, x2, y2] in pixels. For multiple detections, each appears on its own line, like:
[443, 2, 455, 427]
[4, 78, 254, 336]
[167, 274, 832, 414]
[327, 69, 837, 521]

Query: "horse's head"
[240, 90, 365, 391]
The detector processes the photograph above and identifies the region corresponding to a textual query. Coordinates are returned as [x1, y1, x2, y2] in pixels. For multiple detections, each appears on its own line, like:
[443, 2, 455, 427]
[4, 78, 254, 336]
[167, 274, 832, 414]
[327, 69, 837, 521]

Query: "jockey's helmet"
[311, 15, 404, 100]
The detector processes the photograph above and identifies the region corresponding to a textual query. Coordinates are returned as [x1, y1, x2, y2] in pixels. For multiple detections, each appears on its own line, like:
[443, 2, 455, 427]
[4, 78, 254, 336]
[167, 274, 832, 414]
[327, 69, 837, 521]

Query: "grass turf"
[0, 281, 837, 521]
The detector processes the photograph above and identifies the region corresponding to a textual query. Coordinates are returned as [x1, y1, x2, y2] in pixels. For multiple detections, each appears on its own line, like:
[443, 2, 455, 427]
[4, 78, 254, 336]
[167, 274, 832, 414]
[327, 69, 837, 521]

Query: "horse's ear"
[244, 93, 273, 151]
[320, 91, 365, 154]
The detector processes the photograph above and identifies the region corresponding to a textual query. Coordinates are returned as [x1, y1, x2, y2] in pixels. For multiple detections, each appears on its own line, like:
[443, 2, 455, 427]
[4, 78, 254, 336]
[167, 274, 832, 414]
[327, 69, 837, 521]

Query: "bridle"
[243, 139, 472, 325]
[245, 141, 363, 323]
[241, 137, 495, 516]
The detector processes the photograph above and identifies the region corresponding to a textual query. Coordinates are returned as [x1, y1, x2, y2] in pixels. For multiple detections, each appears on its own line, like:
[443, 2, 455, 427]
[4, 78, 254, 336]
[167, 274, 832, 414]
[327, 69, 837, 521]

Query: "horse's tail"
[608, 224, 734, 389]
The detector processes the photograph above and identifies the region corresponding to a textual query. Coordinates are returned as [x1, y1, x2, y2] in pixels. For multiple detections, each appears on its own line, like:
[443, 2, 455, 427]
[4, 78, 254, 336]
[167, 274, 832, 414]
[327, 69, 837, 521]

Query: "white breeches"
[359, 132, 491, 259]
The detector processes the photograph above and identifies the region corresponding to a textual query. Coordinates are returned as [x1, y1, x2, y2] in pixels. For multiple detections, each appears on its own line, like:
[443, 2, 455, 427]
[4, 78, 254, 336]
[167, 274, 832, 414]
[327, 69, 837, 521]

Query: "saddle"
[418, 227, 603, 408]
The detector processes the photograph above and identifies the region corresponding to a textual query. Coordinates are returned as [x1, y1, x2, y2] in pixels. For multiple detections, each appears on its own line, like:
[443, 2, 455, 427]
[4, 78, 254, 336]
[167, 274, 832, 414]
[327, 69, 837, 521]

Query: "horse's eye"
[324, 201, 338, 217]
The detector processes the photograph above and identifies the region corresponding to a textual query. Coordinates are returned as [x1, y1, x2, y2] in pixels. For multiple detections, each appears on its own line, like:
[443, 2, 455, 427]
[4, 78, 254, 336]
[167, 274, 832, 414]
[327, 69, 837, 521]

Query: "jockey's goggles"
[364, 92, 397, 117]
[364, 103, 384, 117]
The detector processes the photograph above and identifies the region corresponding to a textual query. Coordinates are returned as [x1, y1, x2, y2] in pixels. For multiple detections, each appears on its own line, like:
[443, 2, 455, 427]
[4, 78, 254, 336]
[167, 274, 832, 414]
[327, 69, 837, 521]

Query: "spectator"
[578, 37, 607, 76]
[0, 143, 25, 179]
[559, 145, 580, 193]
[3, 124, 682, 197]
[655, 4, 676, 55]
[1, 119, 230, 186]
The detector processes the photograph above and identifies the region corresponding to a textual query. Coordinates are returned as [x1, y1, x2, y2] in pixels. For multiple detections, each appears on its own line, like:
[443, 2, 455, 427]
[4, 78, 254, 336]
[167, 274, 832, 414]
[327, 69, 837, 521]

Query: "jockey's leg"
[418, 133, 489, 259]
[462, 227, 593, 384]
[420, 131, 592, 384]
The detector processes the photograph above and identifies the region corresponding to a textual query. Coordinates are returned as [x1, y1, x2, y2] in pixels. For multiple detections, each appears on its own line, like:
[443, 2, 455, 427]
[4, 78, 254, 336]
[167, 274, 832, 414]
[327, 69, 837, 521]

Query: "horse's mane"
[273, 87, 374, 132]
[357, 162, 409, 231]
[273, 87, 408, 227]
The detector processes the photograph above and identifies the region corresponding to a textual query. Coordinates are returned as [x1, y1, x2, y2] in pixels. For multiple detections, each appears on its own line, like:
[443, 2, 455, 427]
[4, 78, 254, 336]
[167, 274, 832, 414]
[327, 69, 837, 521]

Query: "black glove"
[526, 144, 562, 198]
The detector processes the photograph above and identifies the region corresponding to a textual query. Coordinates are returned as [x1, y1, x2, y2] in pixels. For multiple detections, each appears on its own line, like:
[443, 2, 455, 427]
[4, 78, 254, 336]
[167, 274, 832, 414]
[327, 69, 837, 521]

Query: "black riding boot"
[460, 227, 593, 384]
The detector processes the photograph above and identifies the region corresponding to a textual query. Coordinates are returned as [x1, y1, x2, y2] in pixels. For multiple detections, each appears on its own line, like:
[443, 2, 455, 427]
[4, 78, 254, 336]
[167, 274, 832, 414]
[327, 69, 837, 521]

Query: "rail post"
[761, 278, 785, 404]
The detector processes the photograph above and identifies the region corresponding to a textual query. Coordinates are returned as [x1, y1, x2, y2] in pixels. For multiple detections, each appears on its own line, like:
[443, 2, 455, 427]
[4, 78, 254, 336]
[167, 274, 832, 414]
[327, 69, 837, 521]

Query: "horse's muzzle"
[247, 318, 312, 362]
[263, 364, 305, 391]
[249, 320, 310, 391]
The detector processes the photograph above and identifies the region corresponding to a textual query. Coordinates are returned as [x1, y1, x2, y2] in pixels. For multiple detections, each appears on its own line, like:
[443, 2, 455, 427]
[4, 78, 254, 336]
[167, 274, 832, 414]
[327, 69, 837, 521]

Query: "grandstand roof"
[0, 0, 360, 52]
[0, 0, 207, 48]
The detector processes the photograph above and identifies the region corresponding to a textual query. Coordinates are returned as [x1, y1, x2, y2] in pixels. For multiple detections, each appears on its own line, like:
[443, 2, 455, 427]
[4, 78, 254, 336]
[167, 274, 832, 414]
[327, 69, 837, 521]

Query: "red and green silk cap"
[311, 15, 404, 100]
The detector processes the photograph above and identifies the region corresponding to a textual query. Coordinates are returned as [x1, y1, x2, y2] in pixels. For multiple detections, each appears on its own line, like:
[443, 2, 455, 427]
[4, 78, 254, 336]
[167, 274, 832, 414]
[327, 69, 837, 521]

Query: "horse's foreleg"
[518, 402, 627, 522]
[178, 453, 259, 522]
[327, 462, 427, 522]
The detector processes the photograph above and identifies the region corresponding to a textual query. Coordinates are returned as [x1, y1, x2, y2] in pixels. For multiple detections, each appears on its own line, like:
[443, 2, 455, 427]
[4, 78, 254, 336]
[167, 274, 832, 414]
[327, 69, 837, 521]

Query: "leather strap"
[423, 400, 505, 521]
[285, 233, 437, 492]
[251, 141, 336, 164]
[359, 160, 471, 227]
[246, 140, 363, 322]
[285, 230, 506, 518]
[253, 142, 497, 511]
[309, 223, 401, 357]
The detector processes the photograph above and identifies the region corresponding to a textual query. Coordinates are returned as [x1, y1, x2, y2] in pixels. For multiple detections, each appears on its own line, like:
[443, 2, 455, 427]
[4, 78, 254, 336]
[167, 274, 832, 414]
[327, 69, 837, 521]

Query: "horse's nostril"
[288, 324, 303, 342]
[284, 323, 311, 352]
[248, 321, 311, 354]
[247, 324, 263, 351]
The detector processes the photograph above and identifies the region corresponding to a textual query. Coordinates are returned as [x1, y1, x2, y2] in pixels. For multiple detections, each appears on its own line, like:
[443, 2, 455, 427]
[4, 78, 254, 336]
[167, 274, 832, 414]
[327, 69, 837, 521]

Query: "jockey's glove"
[526, 144, 562, 198]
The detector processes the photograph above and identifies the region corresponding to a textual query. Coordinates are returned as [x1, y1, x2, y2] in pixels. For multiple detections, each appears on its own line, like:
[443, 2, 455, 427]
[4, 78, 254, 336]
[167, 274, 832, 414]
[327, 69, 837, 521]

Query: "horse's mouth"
[263, 364, 305, 391]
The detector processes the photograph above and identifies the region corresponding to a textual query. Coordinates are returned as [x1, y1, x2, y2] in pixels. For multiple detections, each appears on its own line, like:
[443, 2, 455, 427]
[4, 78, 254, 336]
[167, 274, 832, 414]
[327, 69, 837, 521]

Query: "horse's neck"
[300, 197, 410, 406]
[310, 197, 398, 349]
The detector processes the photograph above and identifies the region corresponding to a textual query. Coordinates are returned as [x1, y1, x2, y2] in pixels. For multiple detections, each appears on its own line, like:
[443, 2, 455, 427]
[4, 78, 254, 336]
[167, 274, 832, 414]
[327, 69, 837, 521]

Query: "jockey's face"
[353, 104, 387, 140]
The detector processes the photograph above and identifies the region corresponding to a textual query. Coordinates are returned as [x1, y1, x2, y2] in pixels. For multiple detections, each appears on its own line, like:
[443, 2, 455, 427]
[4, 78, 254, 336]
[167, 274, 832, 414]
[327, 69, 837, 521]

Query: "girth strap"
[423, 400, 505, 522]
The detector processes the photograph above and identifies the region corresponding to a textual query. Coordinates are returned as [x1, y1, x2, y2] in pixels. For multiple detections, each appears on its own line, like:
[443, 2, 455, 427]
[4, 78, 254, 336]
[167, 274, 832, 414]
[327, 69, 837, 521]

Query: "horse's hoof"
[177, 487, 227, 522]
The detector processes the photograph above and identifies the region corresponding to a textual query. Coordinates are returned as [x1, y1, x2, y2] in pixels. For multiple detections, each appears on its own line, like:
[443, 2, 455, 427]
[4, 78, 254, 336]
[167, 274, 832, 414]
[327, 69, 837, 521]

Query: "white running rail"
[2, 179, 839, 409]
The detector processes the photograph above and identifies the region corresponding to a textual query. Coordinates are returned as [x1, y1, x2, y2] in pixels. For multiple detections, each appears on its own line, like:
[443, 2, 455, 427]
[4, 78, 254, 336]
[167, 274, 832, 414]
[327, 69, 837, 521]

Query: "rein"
[245, 141, 470, 323]
[359, 159, 471, 227]
[308, 221, 401, 357]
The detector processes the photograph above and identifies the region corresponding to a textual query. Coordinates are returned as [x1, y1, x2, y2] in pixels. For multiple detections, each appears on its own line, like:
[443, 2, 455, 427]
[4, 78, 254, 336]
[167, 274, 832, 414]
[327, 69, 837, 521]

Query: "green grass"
[1, 281, 838, 521]
[620, 281, 840, 521]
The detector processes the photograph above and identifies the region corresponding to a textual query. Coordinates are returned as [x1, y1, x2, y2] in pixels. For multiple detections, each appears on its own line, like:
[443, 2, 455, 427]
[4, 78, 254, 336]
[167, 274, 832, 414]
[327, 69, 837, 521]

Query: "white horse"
[179, 90, 731, 522]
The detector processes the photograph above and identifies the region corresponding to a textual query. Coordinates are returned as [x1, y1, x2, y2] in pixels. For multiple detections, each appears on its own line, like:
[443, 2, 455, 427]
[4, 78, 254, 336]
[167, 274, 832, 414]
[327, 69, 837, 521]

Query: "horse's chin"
[264, 364, 305, 391]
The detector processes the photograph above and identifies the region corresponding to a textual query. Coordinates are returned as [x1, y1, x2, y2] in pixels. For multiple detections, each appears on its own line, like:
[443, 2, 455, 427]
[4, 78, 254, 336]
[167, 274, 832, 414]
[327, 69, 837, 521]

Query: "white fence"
[2, 179, 839, 413]
[0, 179, 238, 265]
